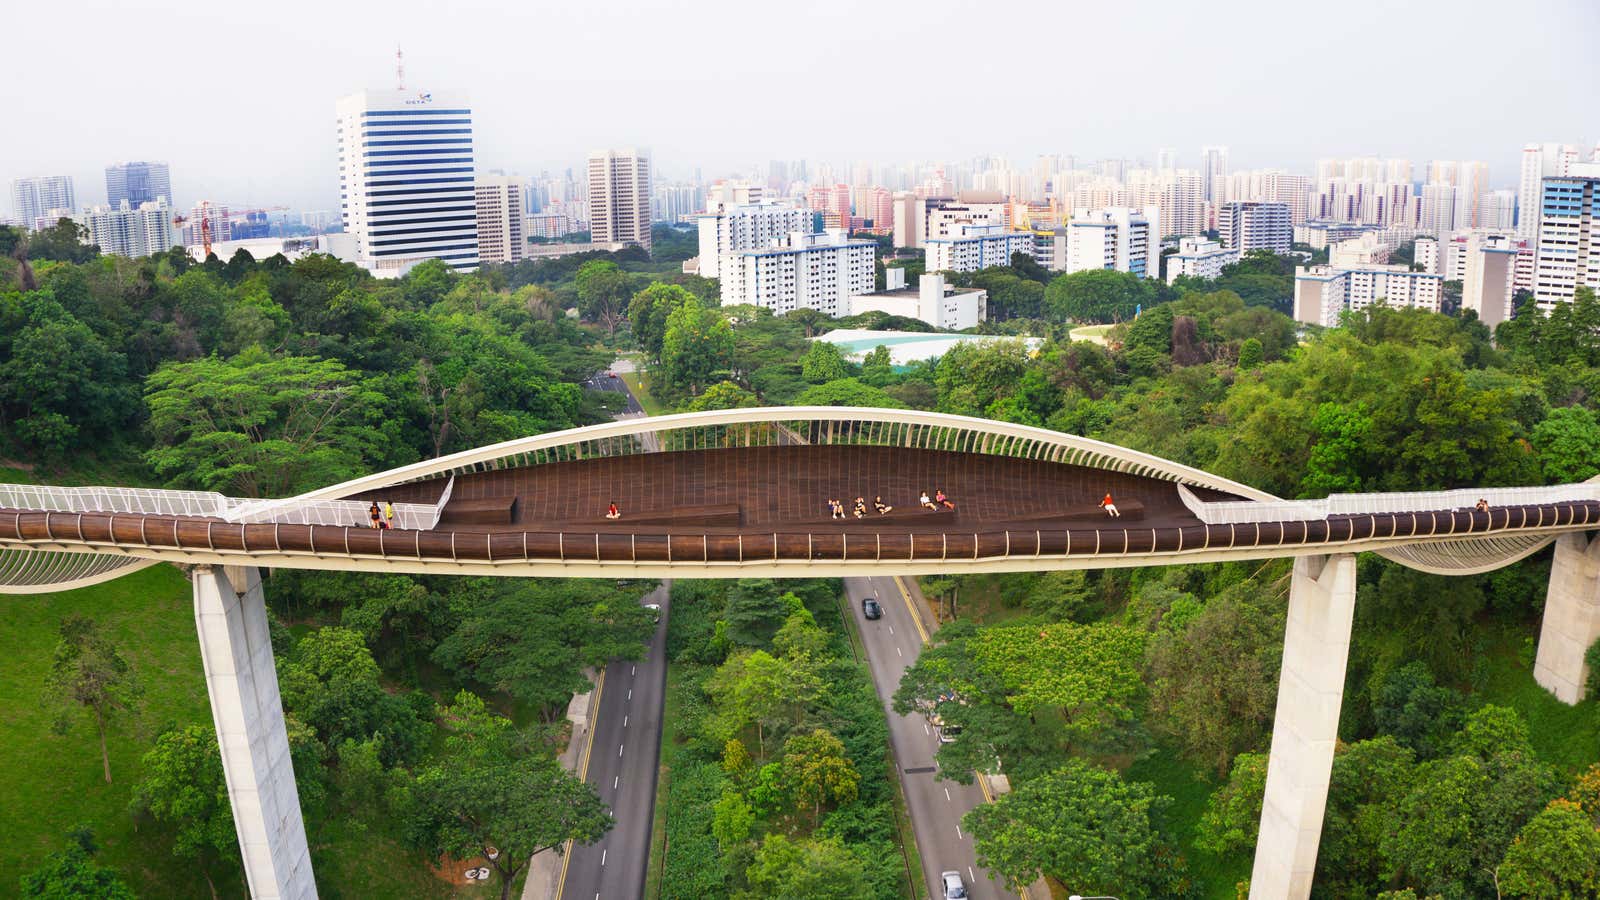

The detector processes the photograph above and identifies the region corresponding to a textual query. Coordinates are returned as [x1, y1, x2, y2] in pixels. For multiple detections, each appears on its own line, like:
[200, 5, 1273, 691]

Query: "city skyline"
[5, 0, 1597, 213]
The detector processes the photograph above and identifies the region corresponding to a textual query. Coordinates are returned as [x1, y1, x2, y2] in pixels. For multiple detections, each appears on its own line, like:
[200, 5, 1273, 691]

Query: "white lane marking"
[923, 722, 930, 735]
[896, 646, 903, 657]
[614, 775, 619, 789]
[619, 743, 625, 757]
[631, 664, 636, 675]
[601, 849, 607, 866]
[968, 866, 974, 881]
[623, 714, 629, 727]
[956, 824, 963, 839]
[628, 689, 633, 701]
[888, 625, 894, 635]
[944, 788, 951, 802]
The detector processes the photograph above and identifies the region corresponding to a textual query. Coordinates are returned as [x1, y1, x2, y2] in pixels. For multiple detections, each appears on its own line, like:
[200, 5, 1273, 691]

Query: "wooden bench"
[441, 496, 517, 526]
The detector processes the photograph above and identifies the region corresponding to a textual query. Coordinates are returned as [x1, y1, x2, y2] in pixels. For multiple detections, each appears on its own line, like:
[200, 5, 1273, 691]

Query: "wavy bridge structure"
[3, 407, 1598, 900]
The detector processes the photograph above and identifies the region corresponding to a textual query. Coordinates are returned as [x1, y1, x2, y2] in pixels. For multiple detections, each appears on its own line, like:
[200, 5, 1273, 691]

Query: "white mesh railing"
[0, 484, 228, 517]
[0, 483, 440, 530]
[1181, 483, 1600, 525]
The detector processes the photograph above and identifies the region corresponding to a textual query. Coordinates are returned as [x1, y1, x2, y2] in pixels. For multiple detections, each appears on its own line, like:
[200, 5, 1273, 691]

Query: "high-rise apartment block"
[1218, 202, 1291, 254]
[105, 161, 173, 209]
[1062, 207, 1158, 278]
[475, 175, 527, 265]
[1166, 236, 1240, 284]
[719, 229, 876, 317]
[696, 200, 812, 279]
[892, 195, 1007, 248]
[336, 88, 478, 276]
[1519, 143, 1580, 240]
[1532, 167, 1600, 309]
[10, 175, 76, 230]
[1200, 146, 1229, 204]
[77, 199, 175, 258]
[926, 223, 1035, 274]
[1294, 262, 1444, 326]
[588, 149, 652, 251]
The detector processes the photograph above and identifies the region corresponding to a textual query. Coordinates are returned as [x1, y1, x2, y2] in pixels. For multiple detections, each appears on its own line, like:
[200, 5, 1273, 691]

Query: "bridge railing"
[0, 483, 440, 531]
[1181, 483, 1600, 524]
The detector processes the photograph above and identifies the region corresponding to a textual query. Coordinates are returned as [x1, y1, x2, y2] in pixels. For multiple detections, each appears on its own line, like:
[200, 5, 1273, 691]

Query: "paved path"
[844, 575, 1019, 900]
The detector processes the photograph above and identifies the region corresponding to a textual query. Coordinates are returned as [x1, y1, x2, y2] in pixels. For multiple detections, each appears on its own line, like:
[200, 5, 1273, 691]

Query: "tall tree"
[1497, 799, 1600, 898]
[965, 759, 1189, 896]
[129, 725, 240, 897]
[658, 301, 734, 395]
[743, 834, 873, 900]
[45, 614, 140, 783]
[779, 729, 860, 826]
[573, 260, 631, 336]
[407, 691, 613, 900]
[19, 827, 136, 900]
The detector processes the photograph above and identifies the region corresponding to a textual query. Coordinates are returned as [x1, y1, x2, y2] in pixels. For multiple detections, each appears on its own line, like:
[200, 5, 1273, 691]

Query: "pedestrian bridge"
[1, 407, 1594, 591]
[4, 406, 1599, 900]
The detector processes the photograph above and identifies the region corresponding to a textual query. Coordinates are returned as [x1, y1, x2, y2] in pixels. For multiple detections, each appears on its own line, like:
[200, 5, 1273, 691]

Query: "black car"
[862, 597, 883, 620]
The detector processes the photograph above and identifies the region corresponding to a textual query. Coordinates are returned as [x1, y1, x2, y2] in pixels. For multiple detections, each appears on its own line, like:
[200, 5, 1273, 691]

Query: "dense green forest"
[3, 219, 1600, 898]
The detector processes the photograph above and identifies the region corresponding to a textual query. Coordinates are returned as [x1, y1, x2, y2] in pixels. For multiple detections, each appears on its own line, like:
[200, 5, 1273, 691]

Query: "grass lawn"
[642, 661, 685, 900]
[0, 564, 231, 897]
[1125, 750, 1249, 899]
[619, 369, 669, 417]
[1067, 324, 1115, 347]
[1475, 623, 1600, 776]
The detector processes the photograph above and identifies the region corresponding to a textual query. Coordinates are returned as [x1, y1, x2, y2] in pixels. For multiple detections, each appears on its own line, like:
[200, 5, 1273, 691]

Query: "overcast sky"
[5, 0, 1597, 213]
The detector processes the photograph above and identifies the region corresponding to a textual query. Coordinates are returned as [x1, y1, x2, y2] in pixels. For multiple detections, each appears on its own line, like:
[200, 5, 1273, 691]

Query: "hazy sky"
[6, 0, 1598, 213]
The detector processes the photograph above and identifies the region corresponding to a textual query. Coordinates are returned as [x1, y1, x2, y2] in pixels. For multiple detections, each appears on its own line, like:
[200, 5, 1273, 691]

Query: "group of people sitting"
[827, 490, 955, 520]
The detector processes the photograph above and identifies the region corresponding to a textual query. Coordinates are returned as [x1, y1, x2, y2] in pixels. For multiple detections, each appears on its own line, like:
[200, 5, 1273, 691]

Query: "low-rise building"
[925, 223, 1034, 274]
[1293, 263, 1444, 326]
[719, 229, 877, 317]
[849, 273, 986, 330]
[1165, 236, 1239, 284]
[1295, 220, 1379, 249]
[1329, 233, 1391, 267]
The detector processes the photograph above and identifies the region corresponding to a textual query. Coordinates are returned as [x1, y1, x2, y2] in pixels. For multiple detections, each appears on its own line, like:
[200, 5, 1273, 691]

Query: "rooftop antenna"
[395, 45, 405, 91]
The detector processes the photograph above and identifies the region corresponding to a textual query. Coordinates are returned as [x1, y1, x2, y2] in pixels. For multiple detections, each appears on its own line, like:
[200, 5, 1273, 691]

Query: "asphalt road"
[845, 576, 1018, 900]
[584, 369, 644, 416]
[557, 581, 670, 900]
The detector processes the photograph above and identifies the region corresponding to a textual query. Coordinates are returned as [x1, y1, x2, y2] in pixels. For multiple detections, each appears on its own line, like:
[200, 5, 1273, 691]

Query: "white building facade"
[1064, 207, 1158, 278]
[1518, 142, 1580, 240]
[849, 273, 986, 330]
[1218, 202, 1291, 254]
[1166, 236, 1240, 284]
[926, 223, 1034, 274]
[1533, 169, 1600, 309]
[1293, 263, 1444, 326]
[10, 175, 76, 230]
[720, 229, 876, 317]
[475, 175, 527, 265]
[697, 201, 812, 279]
[588, 148, 652, 251]
[77, 199, 175, 258]
[336, 88, 479, 276]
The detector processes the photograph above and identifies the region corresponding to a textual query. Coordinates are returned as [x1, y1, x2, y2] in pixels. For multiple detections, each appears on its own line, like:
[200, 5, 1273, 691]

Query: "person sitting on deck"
[1475, 498, 1489, 512]
[935, 489, 955, 510]
[920, 491, 938, 511]
[854, 497, 867, 518]
[830, 498, 846, 520]
[368, 501, 382, 529]
[606, 501, 621, 519]
[874, 496, 893, 514]
[1100, 493, 1121, 517]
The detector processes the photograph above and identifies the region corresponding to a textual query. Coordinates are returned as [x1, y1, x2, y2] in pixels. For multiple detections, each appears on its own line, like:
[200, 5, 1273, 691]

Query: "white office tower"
[1518, 142, 1581, 240]
[10, 175, 76, 230]
[77, 199, 175, 258]
[1166, 237, 1240, 284]
[1477, 190, 1517, 231]
[1065, 207, 1158, 278]
[474, 175, 527, 265]
[1293, 263, 1444, 326]
[1200, 146, 1229, 204]
[1460, 233, 1522, 329]
[1217, 202, 1291, 254]
[1533, 167, 1600, 309]
[105, 161, 173, 209]
[697, 201, 811, 279]
[588, 148, 652, 251]
[336, 88, 478, 276]
[1418, 183, 1458, 235]
[926, 223, 1035, 274]
[719, 229, 876, 317]
[849, 273, 987, 330]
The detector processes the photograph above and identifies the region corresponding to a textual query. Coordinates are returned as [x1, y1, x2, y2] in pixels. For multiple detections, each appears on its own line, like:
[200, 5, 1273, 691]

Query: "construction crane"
[173, 201, 215, 260]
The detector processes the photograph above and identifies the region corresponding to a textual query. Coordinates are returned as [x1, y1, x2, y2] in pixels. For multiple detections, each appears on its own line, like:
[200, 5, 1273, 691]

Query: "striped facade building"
[336, 88, 478, 276]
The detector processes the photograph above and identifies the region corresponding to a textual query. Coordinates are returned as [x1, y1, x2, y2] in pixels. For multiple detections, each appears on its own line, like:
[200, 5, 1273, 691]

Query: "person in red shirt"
[606, 502, 621, 520]
[1100, 493, 1121, 517]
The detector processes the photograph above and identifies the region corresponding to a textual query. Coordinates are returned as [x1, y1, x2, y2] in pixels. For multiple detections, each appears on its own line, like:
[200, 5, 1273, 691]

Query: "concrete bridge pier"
[1249, 553, 1357, 900]
[193, 565, 316, 899]
[1535, 532, 1600, 704]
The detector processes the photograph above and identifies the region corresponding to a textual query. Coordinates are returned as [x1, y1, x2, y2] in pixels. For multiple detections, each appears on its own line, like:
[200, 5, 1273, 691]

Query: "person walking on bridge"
[1100, 493, 1120, 517]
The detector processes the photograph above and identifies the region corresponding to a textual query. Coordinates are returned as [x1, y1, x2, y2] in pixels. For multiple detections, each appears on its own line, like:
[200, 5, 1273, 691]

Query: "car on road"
[862, 597, 883, 619]
[941, 870, 967, 899]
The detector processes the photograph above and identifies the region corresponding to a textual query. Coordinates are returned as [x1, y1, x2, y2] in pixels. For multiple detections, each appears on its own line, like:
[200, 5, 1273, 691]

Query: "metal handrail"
[0, 483, 438, 531]
[1180, 483, 1600, 525]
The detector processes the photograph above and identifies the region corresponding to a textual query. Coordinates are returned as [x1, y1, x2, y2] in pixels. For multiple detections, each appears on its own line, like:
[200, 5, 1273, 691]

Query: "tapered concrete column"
[1534, 532, 1600, 704]
[1249, 553, 1357, 900]
[193, 566, 316, 899]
